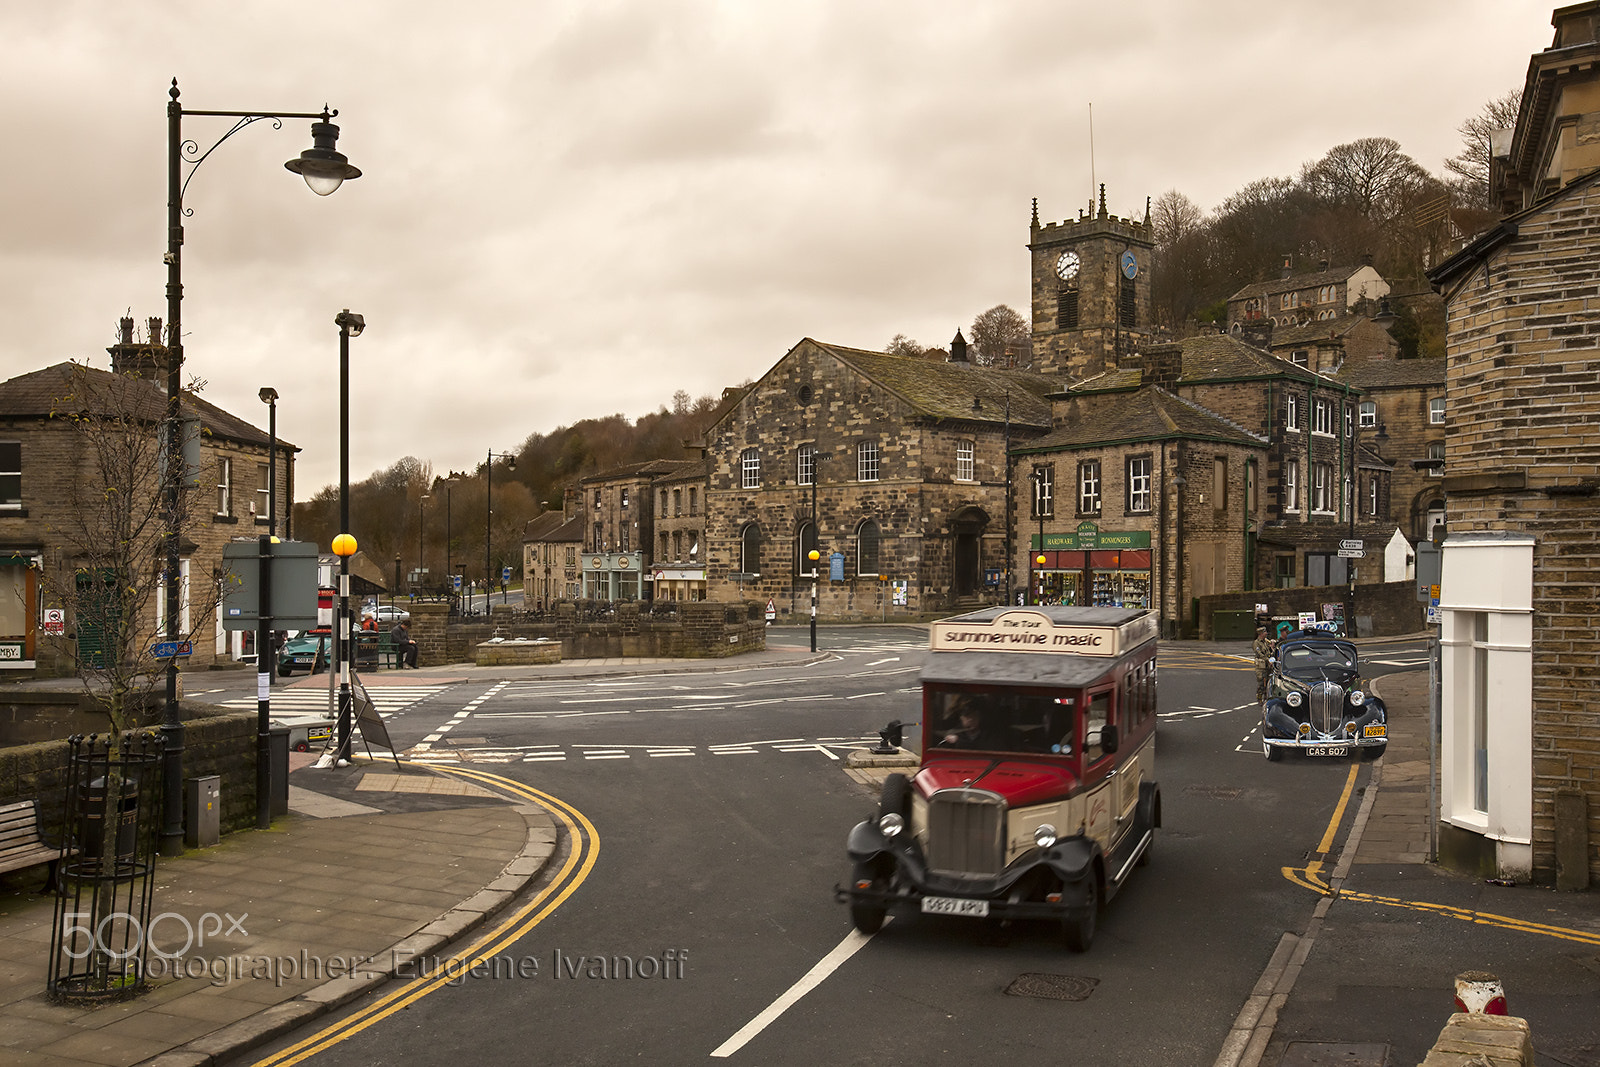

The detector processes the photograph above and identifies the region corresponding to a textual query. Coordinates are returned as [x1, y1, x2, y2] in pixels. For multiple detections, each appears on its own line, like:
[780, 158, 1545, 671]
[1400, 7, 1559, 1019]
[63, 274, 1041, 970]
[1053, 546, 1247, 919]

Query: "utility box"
[185, 775, 221, 849]
[1212, 609, 1256, 640]
[269, 726, 290, 819]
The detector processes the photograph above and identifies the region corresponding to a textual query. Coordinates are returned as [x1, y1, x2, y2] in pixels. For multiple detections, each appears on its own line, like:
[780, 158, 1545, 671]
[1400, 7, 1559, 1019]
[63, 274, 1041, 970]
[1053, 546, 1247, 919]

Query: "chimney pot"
[119, 317, 134, 345]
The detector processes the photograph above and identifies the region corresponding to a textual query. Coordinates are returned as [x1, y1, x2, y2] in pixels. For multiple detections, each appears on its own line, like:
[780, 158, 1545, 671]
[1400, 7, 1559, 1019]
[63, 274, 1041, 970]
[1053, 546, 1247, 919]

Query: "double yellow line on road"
[1282, 764, 1600, 947]
[251, 767, 598, 1066]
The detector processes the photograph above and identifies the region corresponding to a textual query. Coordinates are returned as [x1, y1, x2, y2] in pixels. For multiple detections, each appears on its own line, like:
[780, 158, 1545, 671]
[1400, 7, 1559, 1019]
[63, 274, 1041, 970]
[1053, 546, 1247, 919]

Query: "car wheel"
[279, 667, 293, 677]
[849, 861, 888, 935]
[1062, 878, 1099, 953]
[1360, 744, 1386, 762]
[1263, 738, 1284, 762]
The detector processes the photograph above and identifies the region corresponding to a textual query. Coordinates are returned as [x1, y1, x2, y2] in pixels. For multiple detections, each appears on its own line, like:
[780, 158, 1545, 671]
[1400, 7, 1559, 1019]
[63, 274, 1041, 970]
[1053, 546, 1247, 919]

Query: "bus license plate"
[1306, 745, 1348, 757]
[921, 896, 989, 918]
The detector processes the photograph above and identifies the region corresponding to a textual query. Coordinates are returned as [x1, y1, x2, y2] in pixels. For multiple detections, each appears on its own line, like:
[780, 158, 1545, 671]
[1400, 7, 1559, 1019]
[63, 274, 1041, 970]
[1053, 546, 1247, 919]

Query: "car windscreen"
[929, 689, 1077, 755]
[1278, 643, 1356, 676]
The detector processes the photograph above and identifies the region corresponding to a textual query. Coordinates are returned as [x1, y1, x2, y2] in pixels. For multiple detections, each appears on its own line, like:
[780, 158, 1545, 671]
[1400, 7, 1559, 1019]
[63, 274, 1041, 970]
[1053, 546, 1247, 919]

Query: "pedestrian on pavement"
[1253, 625, 1274, 702]
[391, 619, 418, 668]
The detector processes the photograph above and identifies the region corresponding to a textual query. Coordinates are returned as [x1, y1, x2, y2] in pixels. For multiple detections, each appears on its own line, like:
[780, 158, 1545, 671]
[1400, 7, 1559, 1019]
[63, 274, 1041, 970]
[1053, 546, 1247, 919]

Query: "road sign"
[1338, 539, 1364, 551]
[502, 566, 512, 584]
[765, 598, 776, 622]
[1337, 548, 1365, 558]
[42, 608, 65, 636]
[152, 640, 193, 658]
[453, 574, 462, 591]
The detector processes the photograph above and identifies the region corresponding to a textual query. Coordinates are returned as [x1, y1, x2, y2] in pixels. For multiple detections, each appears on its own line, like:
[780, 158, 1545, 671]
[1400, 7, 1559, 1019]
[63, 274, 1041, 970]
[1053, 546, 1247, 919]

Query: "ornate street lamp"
[330, 309, 365, 766]
[159, 80, 360, 855]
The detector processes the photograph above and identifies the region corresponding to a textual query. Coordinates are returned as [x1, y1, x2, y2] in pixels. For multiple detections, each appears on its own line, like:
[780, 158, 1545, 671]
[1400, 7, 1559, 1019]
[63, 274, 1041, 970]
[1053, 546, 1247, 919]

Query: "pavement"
[0, 641, 1595, 1066]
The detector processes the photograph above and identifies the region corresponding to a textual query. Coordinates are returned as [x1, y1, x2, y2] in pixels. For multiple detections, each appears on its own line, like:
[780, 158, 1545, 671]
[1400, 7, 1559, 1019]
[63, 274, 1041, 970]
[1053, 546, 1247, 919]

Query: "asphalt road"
[243, 628, 1435, 1066]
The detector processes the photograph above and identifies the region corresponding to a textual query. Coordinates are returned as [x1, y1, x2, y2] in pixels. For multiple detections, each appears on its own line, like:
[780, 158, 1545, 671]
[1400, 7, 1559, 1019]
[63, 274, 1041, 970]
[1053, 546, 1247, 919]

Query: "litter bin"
[269, 725, 290, 818]
[185, 776, 220, 849]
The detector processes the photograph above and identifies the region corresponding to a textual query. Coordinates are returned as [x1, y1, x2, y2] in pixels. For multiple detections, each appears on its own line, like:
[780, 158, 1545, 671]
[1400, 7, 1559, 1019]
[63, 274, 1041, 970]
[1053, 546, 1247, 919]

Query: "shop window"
[857, 519, 881, 577]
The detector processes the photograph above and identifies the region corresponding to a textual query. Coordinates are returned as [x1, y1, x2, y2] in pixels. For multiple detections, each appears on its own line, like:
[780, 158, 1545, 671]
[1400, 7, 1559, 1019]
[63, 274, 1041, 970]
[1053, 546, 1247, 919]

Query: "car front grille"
[924, 788, 1005, 880]
[1308, 681, 1345, 735]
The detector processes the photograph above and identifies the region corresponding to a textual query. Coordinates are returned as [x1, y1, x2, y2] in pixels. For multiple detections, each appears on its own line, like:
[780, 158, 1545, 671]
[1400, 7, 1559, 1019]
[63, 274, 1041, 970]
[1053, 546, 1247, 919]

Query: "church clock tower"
[1028, 186, 1155, 379]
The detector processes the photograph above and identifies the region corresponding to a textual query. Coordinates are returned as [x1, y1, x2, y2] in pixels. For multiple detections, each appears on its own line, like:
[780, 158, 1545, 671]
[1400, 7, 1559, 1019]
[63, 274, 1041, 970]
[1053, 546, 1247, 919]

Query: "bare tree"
[39, 362, 216, 732]
[1150, 190, 1210, 328]
[969, 305, 1030, 366]
[885, 333, 924, 358]
[1444, 88, 1523, 207]
[1299, 137, 1432, 223]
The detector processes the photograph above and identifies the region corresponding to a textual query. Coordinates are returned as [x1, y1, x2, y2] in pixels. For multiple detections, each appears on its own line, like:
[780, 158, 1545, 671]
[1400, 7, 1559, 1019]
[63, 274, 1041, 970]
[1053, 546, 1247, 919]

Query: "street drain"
[1184, 784, 1245, 800]
[1003, 973, 1098, 1001]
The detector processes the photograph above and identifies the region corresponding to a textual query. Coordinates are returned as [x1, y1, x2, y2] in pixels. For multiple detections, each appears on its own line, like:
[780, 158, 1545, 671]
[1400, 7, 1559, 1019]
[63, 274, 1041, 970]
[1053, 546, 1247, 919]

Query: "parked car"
[277, 632, 330, 677]
[362, 605, 410, 624]
[1261, 633, 1387, 761]
[837, 606, 1161, 952]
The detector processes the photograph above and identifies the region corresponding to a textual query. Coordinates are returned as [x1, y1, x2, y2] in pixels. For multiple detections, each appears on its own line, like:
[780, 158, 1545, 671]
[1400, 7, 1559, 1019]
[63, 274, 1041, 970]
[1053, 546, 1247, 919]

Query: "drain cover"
[1003, 973, 1098, 1001]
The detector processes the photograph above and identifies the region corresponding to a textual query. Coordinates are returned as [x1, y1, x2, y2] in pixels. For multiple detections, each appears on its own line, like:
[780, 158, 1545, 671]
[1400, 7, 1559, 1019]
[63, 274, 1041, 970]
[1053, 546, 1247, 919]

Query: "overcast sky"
[1, 1, 1554, 494]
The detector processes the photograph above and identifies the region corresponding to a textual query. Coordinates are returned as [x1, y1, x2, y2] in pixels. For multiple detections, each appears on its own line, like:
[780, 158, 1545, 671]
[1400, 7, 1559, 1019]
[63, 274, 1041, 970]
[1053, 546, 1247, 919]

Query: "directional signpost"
[152, 640, 193, 659]
[1338, 538, 1365, 559]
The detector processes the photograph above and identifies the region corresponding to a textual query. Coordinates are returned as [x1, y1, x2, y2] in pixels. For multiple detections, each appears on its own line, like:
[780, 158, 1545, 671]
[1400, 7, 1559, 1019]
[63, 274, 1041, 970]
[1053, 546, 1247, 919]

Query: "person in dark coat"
[391, 620, 418, 668]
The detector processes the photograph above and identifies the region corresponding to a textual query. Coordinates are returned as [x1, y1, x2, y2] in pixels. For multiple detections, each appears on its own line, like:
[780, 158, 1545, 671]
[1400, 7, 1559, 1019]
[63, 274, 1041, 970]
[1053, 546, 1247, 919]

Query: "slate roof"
[579, 458, 702, 485]
[809, 340, 1055, 428]
[0, 362, 288, 449]
[523, 512, 584, 543]
[1334, 357, 1445, 390]
[1227, 264, 1369, 303]
[1268, 316, 1367, 347]
[1177, 332, 1323, 386]
[1015, 386, 1265, 453]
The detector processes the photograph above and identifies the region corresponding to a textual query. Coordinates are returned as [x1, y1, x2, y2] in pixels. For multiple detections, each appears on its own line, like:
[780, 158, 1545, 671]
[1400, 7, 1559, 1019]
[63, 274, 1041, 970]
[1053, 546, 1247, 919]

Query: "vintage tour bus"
[838, 606, 1159, 951]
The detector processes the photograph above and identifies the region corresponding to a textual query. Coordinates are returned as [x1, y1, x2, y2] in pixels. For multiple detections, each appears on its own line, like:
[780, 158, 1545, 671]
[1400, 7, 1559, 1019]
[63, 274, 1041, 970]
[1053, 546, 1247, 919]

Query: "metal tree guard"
[48, 732, 165, 1002]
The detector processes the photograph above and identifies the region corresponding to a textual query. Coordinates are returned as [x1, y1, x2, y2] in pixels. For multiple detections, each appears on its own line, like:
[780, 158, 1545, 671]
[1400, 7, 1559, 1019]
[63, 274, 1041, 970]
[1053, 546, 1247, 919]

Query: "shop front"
[582, 553, 641, 602]
[651, 567, 707, 602]
[1030, 523, 1152, 609]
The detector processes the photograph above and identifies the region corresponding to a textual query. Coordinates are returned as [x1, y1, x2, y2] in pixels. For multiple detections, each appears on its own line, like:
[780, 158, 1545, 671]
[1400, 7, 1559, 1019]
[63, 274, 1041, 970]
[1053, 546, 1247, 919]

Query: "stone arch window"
[796, 521, 818, 576]
[856, 519, 881, 577]
[740, 523, 762, 576]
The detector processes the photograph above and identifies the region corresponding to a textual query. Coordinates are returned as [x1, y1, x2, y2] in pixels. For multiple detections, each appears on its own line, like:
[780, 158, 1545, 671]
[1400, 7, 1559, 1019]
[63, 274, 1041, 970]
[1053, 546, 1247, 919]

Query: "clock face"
[1056, 251, 1080, 282]
[1120, 250, 1139, 280]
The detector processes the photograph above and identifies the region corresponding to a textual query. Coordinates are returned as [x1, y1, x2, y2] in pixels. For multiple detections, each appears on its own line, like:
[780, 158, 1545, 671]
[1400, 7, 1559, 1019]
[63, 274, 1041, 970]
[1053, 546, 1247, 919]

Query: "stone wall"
[409, 599, 766, 665]
[1194, 580, 1425, 639]
[0, 706, 261, 844]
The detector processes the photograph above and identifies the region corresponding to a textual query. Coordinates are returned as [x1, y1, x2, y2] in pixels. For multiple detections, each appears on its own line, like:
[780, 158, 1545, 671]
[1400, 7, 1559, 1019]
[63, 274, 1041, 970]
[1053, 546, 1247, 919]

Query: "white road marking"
[865, 657, 899, 666]
[711, 927, 881, 1058]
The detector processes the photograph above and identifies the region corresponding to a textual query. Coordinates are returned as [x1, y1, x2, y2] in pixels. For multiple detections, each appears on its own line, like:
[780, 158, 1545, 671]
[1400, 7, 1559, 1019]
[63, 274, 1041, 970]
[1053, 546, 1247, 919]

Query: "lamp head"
[335, 309, 365, 337]
[1035, 554, 1046, 566]
[259, 386, 278, 405]
[285, 111, 362, 196]
[332, 533, 358, 558]
[808, 549, 820, 562]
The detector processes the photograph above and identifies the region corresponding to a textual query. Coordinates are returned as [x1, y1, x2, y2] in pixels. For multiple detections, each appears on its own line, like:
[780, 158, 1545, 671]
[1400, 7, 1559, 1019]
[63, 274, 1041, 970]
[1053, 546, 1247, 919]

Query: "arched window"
[856, 519, 881, 577]
[796, 521, 818, 576]
[740, 523, 762, 576]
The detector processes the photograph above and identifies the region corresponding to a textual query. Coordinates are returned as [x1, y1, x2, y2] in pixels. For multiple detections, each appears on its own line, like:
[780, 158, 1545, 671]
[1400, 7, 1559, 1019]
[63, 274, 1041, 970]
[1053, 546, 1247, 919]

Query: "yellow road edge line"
[250, 767, 598, 1066]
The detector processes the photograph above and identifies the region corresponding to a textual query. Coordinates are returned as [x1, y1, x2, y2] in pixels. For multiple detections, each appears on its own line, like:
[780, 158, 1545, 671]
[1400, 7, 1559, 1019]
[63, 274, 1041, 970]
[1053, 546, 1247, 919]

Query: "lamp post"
[332, 310, 365, 766]
[485, 449, 516, 614]
[418, 493, 429, 592]
[159, 80, 360, 855]
[1028, 470, 1045, 605]
[259, 387, 279, 537]
[806, 447, 832, 652]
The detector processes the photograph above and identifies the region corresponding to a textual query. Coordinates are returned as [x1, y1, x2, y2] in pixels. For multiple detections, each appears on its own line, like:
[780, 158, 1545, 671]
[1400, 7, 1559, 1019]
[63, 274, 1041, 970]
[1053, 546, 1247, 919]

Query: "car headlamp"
[1349, 689, 1366, 706]
[1285, 690, 1303, 708]
[878, 812, 905, 838]
[1033, 824, 1058, 849]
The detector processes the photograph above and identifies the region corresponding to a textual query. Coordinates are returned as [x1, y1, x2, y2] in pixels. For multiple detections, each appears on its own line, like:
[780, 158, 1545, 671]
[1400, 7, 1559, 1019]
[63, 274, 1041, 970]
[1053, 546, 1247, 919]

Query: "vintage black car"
[1261, 633, 1387, 761]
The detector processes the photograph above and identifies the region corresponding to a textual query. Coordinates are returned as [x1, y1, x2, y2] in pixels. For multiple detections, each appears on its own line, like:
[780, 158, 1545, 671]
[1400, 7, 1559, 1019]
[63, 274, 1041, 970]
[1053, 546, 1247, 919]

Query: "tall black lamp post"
[805, 447, 831, 652]
[253, 386, 278, 830]
[485, 449, 516, 614]
[159, 80, 360, 855]
[332, 310, 365, 766]
[1028, 469, 1046, 605]
[418, 493, 429, 591]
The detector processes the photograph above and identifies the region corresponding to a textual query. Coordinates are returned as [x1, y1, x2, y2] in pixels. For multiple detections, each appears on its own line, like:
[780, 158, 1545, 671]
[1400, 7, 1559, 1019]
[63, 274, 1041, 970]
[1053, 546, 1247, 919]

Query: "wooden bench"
[0, 799, 64, 891]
